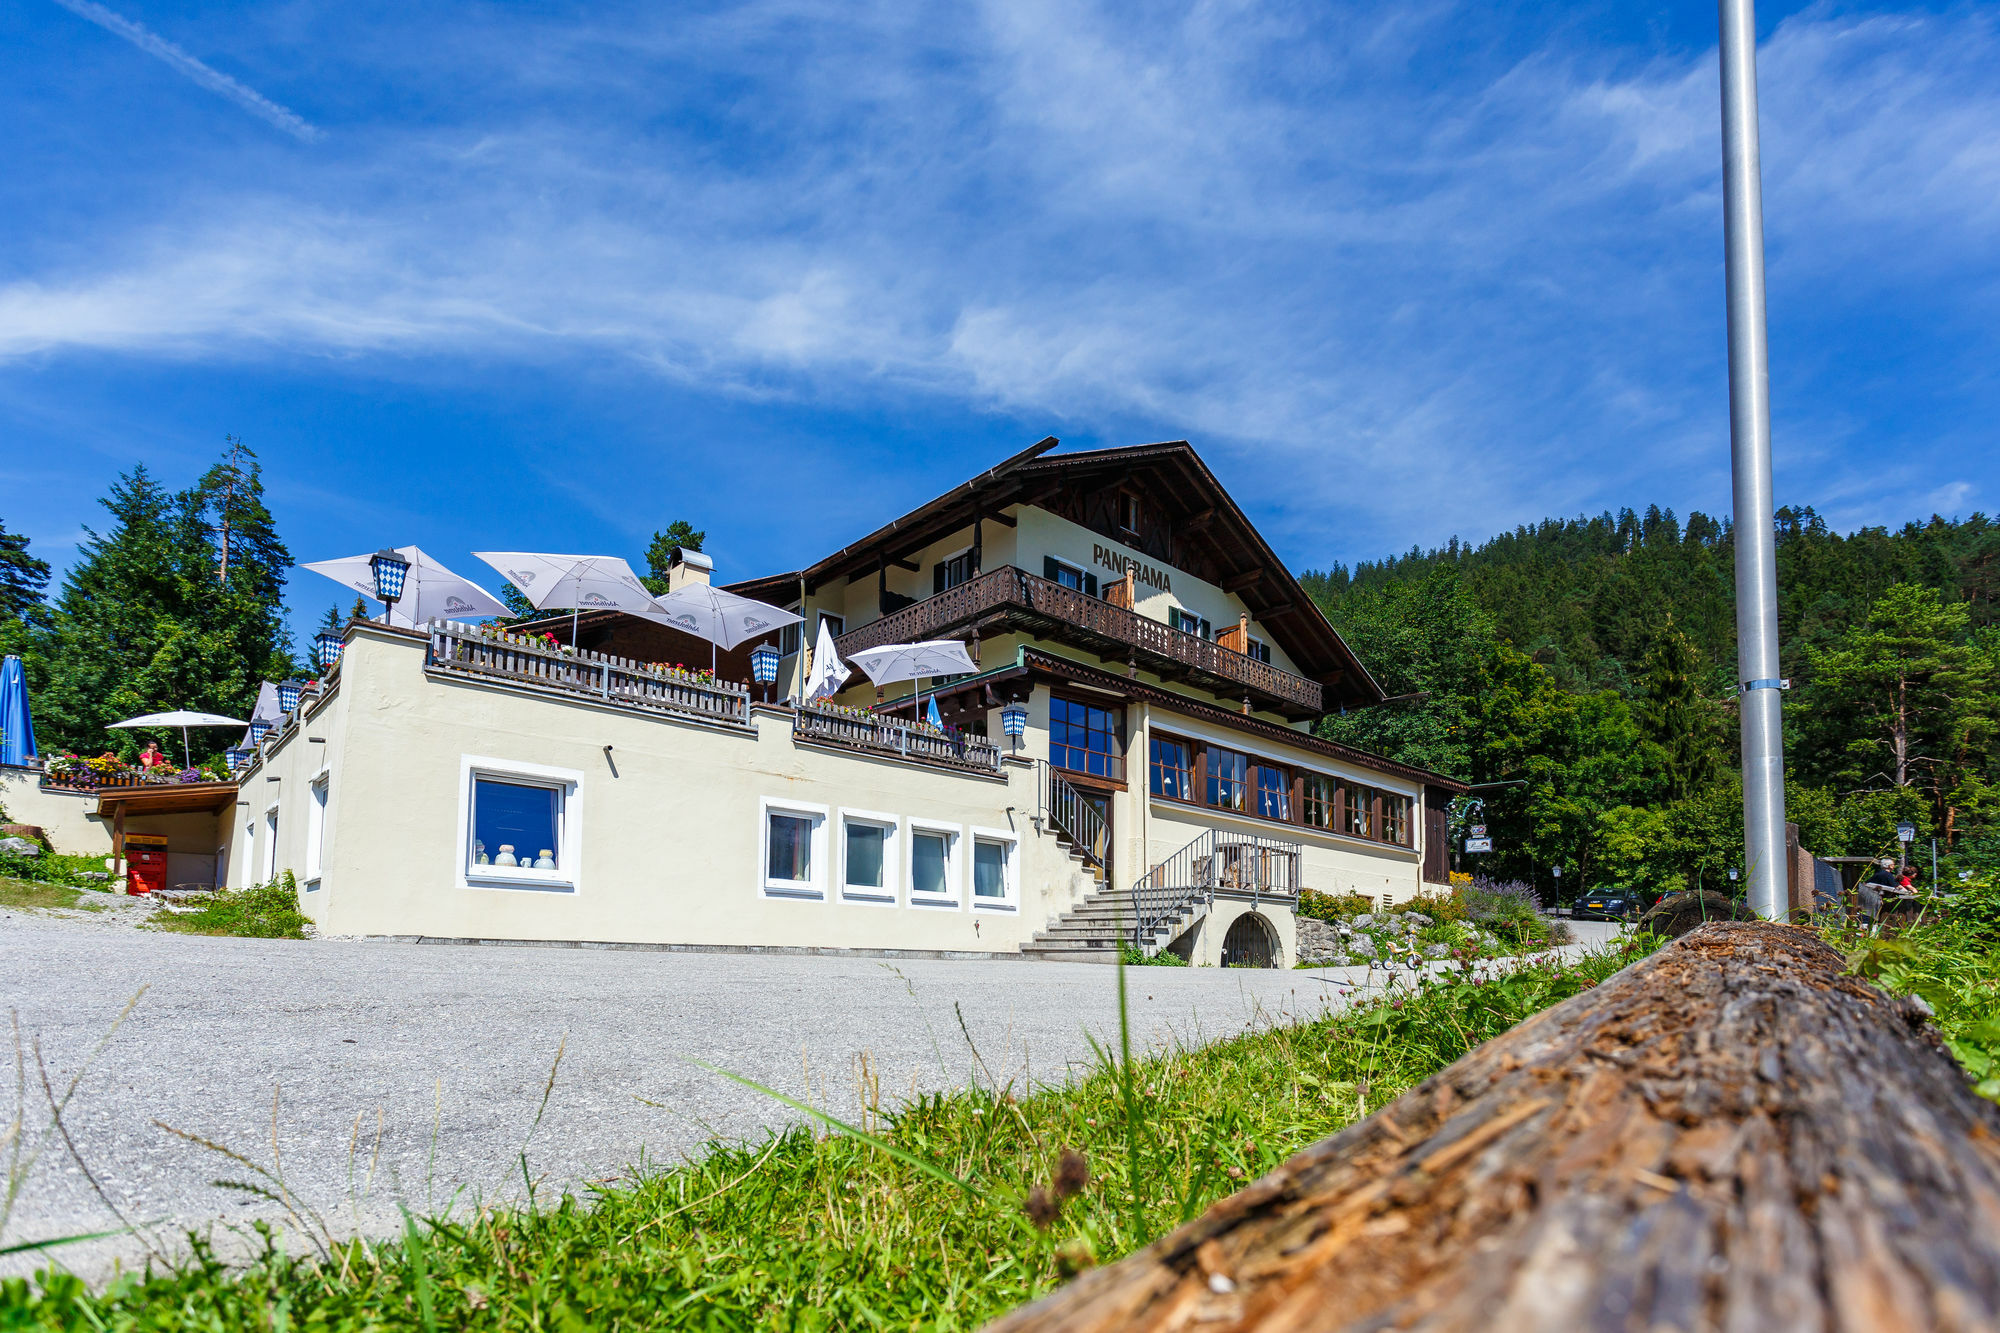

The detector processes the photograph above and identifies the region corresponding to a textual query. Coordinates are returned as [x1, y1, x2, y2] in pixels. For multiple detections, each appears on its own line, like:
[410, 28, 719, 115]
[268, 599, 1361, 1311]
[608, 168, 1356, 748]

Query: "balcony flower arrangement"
[44, 753, 98, 785]
[800, 701, 875, 721]
[536, 632, 575, 654]
[652, 662, 720, 687]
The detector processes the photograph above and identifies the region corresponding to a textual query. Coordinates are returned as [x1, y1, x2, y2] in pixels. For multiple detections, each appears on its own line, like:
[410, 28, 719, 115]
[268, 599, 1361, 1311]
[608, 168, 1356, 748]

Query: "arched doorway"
[1220, 912, 1278, 968]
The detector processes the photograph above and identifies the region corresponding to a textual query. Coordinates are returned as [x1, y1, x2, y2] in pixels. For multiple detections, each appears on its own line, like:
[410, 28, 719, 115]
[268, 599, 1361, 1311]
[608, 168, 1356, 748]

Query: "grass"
[0, 941, 1654, 1329]
[0, 876, 104, 913]
[146, 874, 310, 940]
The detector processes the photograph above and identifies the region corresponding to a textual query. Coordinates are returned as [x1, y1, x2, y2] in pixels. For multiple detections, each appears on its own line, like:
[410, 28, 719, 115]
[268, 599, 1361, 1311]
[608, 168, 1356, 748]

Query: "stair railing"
[1043, 763, 1108, 872]
[1130, 828, 1305, 951]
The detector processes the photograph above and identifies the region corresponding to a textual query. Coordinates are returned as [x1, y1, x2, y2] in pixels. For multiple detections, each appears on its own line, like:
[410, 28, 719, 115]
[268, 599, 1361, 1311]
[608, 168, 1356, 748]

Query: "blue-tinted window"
[912, 831, 950, 898]
[472, 778, 559, 869]
[1050, 696, 1122, 778]
[974, 839, 1008, 899]
[768, 812, 814, 884]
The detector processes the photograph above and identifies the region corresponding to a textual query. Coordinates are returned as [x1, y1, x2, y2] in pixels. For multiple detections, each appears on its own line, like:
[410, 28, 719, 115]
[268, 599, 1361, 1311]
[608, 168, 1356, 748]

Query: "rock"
[1352, 913, 1375, 928]
[1349, 937, 1378, 959]
[1423, 943, 1450, 959]
[1404, 912, 1434, 928]
[0, 836, 40, 856]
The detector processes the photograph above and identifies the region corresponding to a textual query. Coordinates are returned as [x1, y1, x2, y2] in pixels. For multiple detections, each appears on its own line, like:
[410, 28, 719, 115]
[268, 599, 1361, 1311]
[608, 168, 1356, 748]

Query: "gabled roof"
[729, 438, 1384, 712]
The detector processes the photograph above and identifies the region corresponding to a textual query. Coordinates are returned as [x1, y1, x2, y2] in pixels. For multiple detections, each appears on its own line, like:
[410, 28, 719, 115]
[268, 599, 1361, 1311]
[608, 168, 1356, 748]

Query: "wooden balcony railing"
[834, 567, 1324, 715]
[427, 621, 750, 725]
[41, 767, 234, 794]
[794, 704, 1005, 774]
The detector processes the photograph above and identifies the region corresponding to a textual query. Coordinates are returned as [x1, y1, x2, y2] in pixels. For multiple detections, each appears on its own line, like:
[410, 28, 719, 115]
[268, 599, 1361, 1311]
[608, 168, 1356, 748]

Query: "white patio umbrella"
[472, 553, 661, 643]
[109, 710, 249, 768]
[303, 546, 510, 628]
[640, 585, 803, 673]
[847, 640, 978, 721]
[803, 617, 851, 703]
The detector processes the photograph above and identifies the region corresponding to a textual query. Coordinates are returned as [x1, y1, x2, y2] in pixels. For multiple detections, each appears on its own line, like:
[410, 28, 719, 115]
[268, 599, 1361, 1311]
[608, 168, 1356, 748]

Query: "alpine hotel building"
[229, 439, 1464, 966]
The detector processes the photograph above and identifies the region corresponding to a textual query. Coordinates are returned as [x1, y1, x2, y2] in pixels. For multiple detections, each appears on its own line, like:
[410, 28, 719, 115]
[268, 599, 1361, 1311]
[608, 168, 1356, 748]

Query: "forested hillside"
[1306, 506, 2000, 900]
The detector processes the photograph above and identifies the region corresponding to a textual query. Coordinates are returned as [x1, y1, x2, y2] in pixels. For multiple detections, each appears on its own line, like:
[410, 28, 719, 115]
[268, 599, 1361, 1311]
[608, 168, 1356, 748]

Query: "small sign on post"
[1464, 837, 1493, 853]
[1470, 824, 1487, 838]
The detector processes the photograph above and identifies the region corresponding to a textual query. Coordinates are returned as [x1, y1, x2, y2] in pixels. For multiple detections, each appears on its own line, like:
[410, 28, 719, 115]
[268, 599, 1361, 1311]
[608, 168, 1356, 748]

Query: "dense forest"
[1305, 507, 2000, 900]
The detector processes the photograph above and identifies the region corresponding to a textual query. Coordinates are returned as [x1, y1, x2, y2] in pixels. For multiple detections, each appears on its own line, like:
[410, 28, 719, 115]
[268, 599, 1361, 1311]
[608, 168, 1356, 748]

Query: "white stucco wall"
[0, 767, 112, 854]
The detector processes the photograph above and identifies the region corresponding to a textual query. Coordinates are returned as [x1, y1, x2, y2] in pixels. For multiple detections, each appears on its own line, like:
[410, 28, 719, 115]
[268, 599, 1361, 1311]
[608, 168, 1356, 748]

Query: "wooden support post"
[110, 800, 125, 892]
[989, 923, 2000, 1332]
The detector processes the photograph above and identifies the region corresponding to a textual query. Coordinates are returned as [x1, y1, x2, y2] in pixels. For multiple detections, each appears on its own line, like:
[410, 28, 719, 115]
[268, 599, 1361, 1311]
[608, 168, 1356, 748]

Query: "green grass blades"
[1837, 914, 2000, 1102]
[0, 944, 1648, 1330]
[147, 873, 309, 939]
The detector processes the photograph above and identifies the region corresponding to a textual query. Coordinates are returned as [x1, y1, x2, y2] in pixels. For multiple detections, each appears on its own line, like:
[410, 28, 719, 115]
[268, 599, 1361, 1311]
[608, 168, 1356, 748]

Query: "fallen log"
[988, 922, 2000, 1332]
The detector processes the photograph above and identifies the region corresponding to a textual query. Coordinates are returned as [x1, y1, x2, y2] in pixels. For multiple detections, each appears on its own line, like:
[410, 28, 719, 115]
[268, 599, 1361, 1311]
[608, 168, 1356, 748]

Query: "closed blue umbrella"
[0, 656, 34, 766]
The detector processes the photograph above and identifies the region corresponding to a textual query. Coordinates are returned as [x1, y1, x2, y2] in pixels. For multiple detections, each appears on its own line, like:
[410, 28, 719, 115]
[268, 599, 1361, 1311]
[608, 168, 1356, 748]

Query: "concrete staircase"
[1019, 882, 1203, 964]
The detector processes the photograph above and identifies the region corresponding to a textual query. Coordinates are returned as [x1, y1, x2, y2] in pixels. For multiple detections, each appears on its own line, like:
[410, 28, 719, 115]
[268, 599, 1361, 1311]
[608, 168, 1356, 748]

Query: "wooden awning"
[95, 781, 240, 817]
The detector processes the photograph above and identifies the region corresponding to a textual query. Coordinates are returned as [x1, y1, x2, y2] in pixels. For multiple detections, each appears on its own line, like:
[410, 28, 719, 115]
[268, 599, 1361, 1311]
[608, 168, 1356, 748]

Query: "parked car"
[1573, 892, 1644, 921]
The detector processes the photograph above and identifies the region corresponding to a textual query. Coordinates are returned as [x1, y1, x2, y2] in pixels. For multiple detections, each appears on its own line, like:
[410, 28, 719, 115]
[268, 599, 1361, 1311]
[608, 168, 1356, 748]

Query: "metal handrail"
[1045, 763, 1108, 869]
[832, 566, 1322, 712]
[427, 620, 750, 724]
[794, 704, 1004, 774]
[1130, 827, 1303, 950]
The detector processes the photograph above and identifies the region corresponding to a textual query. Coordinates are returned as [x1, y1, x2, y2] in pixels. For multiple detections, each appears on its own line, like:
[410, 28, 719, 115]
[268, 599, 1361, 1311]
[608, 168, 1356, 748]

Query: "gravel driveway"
[0, 914, 1619, 1279]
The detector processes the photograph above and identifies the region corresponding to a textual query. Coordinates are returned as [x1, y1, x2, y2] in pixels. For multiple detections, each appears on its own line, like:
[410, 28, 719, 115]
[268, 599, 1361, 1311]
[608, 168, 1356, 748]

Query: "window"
[1302, 774, 1336, 830]
[840, 811, 898, 903]
[1206, 746, 1247, 811]
[1171, 608, 1212, 639]
[762, 800, 828, 898]
[1150, 736, 1193, 801]
[261, 808, 279, 881]
[1345, 783, 1375, 840]
[305, 775, 329, 888]
[934, 549, 976, 593]
[1245, 637, 1271, 665]
[1050, 696, 1123, 779]
[970, 828, 1018, 910]
[1382, 793, 1412, 847]
[779, 607, 805, 656]
[1044, 557, 1098, 597]
[1120, 494, 1142, 533]
[459, 757, 582, 892]
[908, 820, 960, 907]
[819, 612, 845, 639]
[1256, 764, 1291, 822]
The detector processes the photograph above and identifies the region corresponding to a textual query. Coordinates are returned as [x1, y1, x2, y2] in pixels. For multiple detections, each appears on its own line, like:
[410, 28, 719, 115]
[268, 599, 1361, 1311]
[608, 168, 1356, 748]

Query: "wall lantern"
[749, 642, 782, 701]
[1000, 703, 1028, 751]
[315, 631, 345, 671]
[275, 681, 302, 714]
[369, 548, 410, 619]
[223, 747, 249, 771]
[248, 719, 272, 744]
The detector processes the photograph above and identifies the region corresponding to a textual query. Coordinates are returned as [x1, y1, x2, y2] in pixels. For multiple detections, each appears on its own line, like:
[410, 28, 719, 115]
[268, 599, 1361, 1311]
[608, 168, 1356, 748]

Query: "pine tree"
[1638, 616, 1726, 803]
[0, 517, 51, 624]
[642, 520, 707, 594]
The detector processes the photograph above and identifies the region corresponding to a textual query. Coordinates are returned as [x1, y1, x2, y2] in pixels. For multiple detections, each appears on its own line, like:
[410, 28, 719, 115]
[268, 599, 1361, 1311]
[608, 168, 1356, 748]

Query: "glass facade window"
[472, 778, 560, 871]
[1050, 696, 1122, 778]
[973, 838, 1010, 899]
[1256, 764, 1290, 821]
[845, 821, 887, 893]
[912, 831, 951, 898]
[1207, 746, 1247, 811]
[767, 813, 814, 885]
[1303, 774, 1335, 830]
[1149, 737, 1192, 800]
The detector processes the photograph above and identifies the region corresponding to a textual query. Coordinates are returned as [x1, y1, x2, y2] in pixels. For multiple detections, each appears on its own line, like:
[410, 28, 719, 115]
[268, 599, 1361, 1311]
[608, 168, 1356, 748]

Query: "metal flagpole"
[1719, 0, 1787, 921]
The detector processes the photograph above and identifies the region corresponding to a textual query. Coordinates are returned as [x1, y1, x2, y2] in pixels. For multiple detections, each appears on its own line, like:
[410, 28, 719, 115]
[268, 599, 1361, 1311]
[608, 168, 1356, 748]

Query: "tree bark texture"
[987, 923, 2000, 1332]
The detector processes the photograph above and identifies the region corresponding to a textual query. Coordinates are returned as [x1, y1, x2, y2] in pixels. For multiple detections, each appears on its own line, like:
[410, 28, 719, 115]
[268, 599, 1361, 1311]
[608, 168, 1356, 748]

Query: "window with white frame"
[460, 757, 582, 892]
[907, 820, 961, 907]
[970, 828, 1018, 910]
[304, 775, 329, 889]
[261, 807, 280, 882]
[840, 811, 898, 903]
[762, 799, 828, 898]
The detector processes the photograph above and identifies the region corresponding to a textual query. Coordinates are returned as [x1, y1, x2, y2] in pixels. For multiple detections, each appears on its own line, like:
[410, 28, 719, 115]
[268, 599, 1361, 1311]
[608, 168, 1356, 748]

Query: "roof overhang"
[96, 782, 240, 817]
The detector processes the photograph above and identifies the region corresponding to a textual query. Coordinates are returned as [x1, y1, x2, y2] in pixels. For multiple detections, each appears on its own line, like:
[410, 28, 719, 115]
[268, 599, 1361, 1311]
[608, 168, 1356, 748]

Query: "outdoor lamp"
[1000, 703, 1028, 751]
[1895, 821, 1916, 844]
[276, 681, 302, 714]
[749, 642, 782, 702]
[369, 548, 410, 619]
[315, 631, 344, 671]
[1728, 867, 1740, 883]
[224, 747, 249, 771]
[248, 719, 272, 744]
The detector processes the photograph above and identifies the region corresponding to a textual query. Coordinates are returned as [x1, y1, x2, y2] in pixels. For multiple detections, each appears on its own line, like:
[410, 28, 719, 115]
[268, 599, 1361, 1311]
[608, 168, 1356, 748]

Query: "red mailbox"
[125, 833, 169, 896]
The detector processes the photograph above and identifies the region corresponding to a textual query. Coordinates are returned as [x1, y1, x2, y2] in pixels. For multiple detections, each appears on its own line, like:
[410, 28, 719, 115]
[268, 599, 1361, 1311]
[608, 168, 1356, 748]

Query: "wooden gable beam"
[1223, 569, 1263, 594]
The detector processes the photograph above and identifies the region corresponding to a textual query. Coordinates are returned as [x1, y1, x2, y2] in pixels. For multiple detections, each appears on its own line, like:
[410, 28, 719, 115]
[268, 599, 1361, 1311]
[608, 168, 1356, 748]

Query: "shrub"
[150, 873, 309, 939]
[1297, 889, 1376, 923]
[0, 847, 108, 888]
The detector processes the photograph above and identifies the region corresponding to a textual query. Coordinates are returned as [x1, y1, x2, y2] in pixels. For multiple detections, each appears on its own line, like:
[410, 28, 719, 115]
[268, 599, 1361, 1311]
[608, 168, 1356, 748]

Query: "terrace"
[425, 622, 1004, 774]
[834, 566, 1326, 719]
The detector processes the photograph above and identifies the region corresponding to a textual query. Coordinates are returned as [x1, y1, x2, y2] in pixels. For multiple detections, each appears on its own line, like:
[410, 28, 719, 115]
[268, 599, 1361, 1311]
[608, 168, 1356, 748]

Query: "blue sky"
[2, 1, 1996, 647]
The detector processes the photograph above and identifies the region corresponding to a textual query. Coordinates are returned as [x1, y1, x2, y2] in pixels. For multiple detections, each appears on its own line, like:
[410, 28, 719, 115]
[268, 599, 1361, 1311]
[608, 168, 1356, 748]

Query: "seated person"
[138, 741, 171, 770]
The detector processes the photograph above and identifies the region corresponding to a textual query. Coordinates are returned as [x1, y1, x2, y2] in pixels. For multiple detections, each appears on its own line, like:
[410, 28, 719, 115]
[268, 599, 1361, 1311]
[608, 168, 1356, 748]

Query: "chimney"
[669, 550, 714, 592]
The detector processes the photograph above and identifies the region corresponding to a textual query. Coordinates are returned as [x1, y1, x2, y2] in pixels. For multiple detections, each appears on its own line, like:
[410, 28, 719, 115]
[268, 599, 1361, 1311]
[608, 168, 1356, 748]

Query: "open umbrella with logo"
[303, 546, 510, 629]
[847, 640, 978, 724]
[472, 553, 662, 644]
[640, 585, 802, 674]
[108, 710, 249, 768]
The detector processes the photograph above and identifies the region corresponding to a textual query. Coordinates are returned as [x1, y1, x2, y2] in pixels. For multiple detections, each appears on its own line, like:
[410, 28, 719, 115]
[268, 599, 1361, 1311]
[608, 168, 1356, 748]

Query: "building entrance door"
[1081, 792, 1111, 884]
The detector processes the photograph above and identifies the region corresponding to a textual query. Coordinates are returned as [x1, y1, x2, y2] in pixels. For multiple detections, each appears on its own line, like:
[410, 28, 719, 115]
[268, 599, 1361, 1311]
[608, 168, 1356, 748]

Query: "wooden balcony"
[794, 704, 1004, 774]
[834, 567, 1325, 718]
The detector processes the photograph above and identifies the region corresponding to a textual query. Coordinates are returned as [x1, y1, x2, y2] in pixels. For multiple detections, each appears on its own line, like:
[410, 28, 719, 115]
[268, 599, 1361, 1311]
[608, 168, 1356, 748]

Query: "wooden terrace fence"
[427, 620, 751, 725]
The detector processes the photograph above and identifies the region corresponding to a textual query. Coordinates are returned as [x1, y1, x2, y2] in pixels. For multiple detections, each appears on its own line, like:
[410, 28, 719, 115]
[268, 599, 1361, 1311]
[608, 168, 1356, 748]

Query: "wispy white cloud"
[2, 0, 1996, 554]
[49, 0, 321, 142]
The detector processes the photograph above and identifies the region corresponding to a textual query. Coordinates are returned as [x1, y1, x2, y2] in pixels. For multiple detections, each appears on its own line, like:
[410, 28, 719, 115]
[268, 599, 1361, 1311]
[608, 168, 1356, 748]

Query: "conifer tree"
[1638, 616, 1726, 803]
[0, 517, 50, 625]
[641, 520, 706, 595]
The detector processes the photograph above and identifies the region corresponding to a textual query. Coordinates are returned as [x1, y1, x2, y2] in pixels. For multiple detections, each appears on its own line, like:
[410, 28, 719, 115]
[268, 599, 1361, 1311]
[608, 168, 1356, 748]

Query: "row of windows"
[1148, 735, 1414, 847]
[762, 802, 1018, 910]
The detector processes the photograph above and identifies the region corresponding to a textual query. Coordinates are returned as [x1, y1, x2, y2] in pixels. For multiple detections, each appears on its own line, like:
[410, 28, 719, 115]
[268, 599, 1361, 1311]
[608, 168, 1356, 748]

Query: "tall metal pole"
[1719, 0, 1786, 920]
